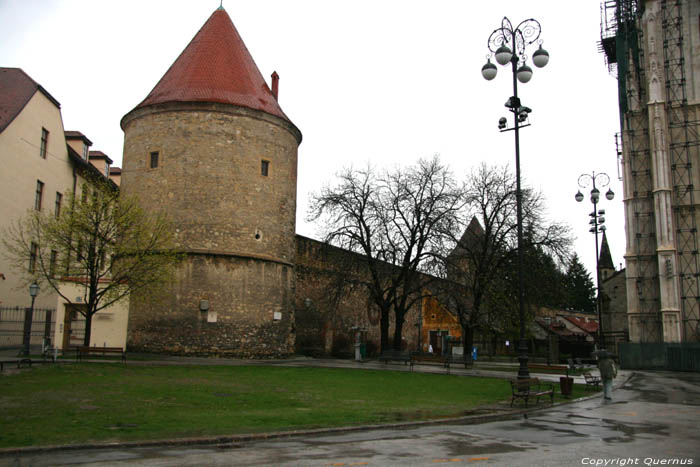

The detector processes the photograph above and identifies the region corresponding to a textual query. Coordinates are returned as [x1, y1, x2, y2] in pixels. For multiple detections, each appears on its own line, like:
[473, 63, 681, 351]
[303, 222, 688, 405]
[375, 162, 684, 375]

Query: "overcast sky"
[0, 0, 624, 280]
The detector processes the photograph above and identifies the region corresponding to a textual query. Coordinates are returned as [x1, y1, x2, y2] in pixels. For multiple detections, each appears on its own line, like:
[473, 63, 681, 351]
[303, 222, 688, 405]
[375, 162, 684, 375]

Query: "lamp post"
[482, 17, 549, 380]
[22, 282, 40, 356]
[575, 172, 615, 351]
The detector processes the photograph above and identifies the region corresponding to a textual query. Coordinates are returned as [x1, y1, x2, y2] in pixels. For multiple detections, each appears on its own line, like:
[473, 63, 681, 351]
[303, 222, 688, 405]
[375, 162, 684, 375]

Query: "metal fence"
[619, 342, 700, 372]
[0, 306, 55, 350]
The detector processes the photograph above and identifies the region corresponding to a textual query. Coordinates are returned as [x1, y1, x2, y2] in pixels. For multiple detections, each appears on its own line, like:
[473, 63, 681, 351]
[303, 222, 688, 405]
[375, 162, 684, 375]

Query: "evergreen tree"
[565, 253, 596, 313]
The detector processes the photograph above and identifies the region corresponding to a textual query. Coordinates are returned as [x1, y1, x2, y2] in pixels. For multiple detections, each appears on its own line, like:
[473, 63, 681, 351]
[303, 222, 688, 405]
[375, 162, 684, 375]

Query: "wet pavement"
[1, 366, 699, 466]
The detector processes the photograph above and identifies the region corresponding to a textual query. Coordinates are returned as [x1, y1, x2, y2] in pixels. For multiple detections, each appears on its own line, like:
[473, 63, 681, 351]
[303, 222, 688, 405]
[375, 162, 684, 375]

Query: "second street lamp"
[482, 17, 549, 380]
[575, 171, 614, 351]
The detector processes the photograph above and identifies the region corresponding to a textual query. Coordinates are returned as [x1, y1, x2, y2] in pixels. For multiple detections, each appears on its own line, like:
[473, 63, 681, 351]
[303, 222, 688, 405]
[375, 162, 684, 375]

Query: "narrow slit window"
[55, 192, 62, 218]
[49, 250, 58, 278]
[35, 180, 44, 211]
[150, 151, 159, 169]
[29, 242, 38, 273]
[261, 160, 269, 177]
[40, 128, 49, 159]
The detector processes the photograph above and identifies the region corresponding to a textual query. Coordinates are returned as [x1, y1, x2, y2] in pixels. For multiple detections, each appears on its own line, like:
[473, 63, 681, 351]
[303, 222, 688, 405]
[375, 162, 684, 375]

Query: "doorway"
[62, 304, 86, 350]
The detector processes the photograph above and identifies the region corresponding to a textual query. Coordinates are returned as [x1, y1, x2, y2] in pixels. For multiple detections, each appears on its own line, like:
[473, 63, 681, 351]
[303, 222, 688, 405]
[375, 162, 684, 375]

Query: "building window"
[35, 180, 44, 210]
[55, 192, 62, 218]
[40, 128, 49, 159]
[82, 144, 88, 160]
[261, 160, 269, 177]
[49, 250, 58, 278]
[29, 242, 38, 273]
[150, 151, 159, 169]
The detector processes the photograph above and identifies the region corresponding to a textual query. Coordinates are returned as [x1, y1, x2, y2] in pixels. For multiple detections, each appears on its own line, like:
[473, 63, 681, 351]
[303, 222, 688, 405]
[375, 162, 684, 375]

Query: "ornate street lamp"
[22, 282, 40, 356]
[482, 17, 549, 380]
[575, 172, 614, 351]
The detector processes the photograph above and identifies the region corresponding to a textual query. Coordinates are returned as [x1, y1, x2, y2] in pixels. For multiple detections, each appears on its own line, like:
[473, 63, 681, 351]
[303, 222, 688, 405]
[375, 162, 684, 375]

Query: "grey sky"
[0, 0, 623, 280]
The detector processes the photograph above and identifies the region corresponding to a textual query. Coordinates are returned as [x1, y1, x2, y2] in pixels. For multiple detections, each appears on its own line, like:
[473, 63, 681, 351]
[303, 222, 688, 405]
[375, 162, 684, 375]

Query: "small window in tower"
[261, 160, 269, 177]
[150, 151, 159, 169]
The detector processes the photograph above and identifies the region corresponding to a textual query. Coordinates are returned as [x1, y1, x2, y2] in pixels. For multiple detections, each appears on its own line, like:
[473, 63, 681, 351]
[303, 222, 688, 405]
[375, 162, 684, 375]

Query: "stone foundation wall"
[127, 253, 294, 357]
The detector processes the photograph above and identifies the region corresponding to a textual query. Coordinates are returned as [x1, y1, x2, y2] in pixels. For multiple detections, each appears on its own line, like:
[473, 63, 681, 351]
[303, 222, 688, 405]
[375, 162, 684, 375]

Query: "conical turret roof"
[133, 8, 290, 122]
[599, 231, 614, 270]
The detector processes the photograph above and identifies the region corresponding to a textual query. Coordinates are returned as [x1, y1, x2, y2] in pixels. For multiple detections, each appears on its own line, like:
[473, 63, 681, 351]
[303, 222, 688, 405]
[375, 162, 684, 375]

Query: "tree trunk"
[83, 313, 92, 347]
[393, 311, 405, 351]
[380, 307, 390, 353]
[462, 324, 474, 364]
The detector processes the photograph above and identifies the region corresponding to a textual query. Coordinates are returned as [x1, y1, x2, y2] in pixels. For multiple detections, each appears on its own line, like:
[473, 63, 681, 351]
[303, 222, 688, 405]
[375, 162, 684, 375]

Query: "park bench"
[378, 350, 411, 366]
[76, 346, 126, 362]
[528, 363, 570, 377]
[0, 358, 32, 372]
[447, 354, 474, 369]
[583, 371, 602, 390]
[510, 377, 555, 407]
[411, 353, 450, 373]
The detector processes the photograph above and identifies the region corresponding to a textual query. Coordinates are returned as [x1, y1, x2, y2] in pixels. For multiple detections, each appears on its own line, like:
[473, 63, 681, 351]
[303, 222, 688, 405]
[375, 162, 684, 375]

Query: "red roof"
[134, 8, 290, 123]
[564, 316, 598, 334]
[0, 68, 60, 133]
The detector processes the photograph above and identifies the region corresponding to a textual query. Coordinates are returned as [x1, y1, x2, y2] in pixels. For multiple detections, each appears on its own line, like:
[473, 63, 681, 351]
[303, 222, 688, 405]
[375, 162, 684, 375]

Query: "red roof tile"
[564, 316, 598, 334]
[134, 8, 290, 122]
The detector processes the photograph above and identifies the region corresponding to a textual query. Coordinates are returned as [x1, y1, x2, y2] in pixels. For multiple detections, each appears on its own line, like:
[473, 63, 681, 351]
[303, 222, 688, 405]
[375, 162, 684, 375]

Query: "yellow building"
[0, 68, 127, 352]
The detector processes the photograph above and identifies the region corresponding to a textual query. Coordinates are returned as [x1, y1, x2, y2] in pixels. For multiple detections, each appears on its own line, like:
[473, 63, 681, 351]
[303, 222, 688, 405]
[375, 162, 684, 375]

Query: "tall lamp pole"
[482, 17, 549, 380]
[575, 172, 615, 351]
[22, 282, 40, 356]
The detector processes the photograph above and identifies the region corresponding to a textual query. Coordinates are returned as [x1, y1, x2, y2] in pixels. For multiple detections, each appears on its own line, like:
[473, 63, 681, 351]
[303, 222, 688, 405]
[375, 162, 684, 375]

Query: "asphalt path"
[2, 370, 699, 466]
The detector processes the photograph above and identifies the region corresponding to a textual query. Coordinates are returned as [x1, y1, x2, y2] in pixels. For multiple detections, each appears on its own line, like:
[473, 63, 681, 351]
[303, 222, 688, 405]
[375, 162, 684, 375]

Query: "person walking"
[597, 350, 617, 401]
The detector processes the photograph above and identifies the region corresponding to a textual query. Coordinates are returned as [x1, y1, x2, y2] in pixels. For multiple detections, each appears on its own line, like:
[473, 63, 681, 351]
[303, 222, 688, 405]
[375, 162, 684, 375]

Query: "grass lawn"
[0, 363, 592, 449]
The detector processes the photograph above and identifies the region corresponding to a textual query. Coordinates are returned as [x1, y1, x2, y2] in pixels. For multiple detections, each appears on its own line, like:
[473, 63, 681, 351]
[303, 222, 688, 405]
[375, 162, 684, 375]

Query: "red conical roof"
[135, 8, 290, 122]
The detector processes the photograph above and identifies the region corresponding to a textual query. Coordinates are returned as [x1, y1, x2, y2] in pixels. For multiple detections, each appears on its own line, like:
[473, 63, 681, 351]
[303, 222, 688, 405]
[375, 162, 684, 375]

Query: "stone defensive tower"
[120, 7, 302, 357]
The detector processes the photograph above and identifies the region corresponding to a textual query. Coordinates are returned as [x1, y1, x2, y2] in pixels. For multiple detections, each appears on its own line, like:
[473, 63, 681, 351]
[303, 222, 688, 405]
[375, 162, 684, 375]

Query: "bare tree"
[440, 163, 571, 360]
[2, 175, 182, 346]
[308, 156, 464, 352]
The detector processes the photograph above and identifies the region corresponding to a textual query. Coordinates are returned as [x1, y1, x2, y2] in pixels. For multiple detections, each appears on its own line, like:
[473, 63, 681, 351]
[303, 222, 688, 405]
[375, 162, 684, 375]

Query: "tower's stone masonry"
[122, 103, 299, 261]
[127, 254, 295, 357]
[122, 103, 300, 358]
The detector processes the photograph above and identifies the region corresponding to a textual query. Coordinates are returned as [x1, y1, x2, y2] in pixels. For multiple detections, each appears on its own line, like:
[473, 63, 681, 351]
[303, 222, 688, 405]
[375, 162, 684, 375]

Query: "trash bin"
[360, 343, 366, 358]
[560, 376, 573, 397]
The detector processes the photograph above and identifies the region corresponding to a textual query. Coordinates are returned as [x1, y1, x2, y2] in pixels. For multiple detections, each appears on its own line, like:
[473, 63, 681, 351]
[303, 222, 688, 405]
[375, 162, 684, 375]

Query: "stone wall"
[295, 235, 419, 357]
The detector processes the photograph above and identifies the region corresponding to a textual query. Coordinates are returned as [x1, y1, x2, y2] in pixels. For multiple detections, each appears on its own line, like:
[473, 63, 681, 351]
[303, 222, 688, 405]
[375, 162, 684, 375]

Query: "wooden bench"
[76, 346, 126, 362]
[528, 364, 569, 377]
[510, 377, 555, 407]
[378, 350, 411, 366]
[0, 358, 32, 372]
[411, 354, 450, 373]
[583, 371, 602, 389]
[447, 355, 473, 369]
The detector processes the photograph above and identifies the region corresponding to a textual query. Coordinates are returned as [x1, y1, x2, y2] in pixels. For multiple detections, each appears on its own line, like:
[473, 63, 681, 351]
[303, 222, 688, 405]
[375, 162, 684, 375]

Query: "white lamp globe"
[482, 59, 497, 80]
[532, 45, 549, 68]
[516, 64, 533, 83]
[495, 45, 513, 65]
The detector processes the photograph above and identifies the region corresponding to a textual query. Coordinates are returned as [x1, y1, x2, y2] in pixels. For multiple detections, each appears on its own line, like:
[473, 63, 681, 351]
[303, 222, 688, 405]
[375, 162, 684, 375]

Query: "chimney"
[271, 71, 279, 100]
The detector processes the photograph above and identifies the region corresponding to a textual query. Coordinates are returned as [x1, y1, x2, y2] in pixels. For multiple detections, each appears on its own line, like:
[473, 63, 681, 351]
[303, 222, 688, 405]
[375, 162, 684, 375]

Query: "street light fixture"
[482, 16, 548, 380]
[23, 282, 40, 356]
[575, 172, 614, 351]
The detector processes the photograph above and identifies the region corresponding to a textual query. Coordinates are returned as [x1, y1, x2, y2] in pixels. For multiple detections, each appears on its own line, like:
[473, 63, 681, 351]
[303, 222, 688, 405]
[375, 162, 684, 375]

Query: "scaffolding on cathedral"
[599, 0, 700, 343]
